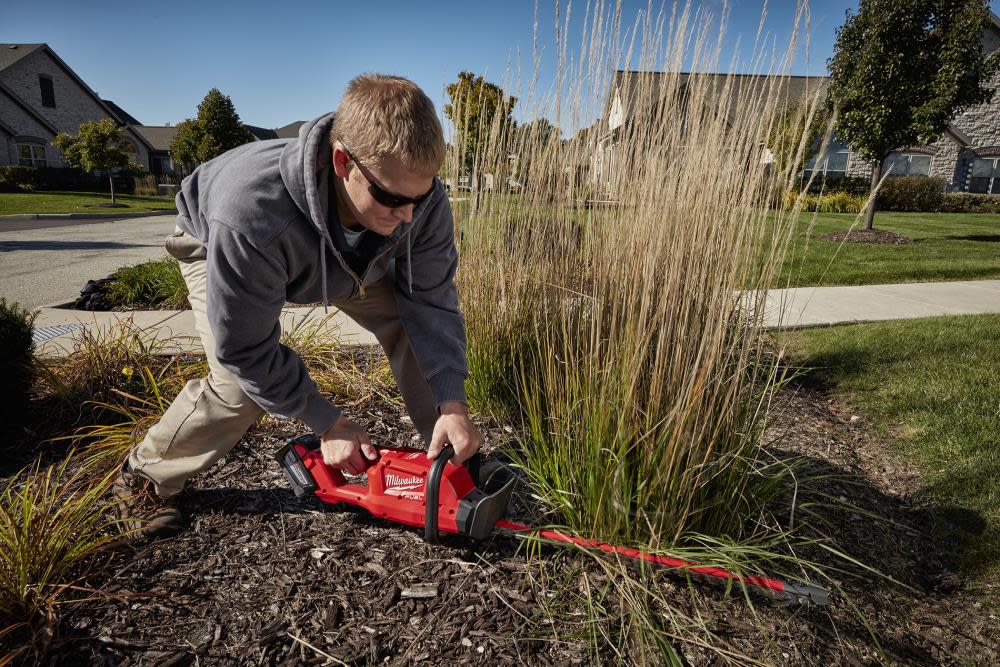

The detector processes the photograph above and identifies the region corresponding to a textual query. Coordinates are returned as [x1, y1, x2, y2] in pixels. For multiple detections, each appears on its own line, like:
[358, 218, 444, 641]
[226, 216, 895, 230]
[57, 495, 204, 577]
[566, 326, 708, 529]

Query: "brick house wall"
[0, 46, 149, 169]
[0, 92, 55, 166]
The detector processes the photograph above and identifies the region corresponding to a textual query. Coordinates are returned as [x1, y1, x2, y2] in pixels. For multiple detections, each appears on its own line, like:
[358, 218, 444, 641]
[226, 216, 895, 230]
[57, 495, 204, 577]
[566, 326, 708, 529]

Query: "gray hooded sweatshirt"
[172, 112, 467, 436]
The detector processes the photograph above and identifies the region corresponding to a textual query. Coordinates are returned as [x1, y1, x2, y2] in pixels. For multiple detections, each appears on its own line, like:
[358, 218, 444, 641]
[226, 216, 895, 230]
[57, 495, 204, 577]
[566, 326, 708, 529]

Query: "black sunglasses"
[340, 143, 435, 209]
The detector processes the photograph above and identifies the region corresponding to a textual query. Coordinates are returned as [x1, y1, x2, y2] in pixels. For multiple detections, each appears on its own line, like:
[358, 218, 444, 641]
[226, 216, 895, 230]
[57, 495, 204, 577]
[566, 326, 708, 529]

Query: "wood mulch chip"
[822, 229, 916, 244]
[9, 348, 999, 665]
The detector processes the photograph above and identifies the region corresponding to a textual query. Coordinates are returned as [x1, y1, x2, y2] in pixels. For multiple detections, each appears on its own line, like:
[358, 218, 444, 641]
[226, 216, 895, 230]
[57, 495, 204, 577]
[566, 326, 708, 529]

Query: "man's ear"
[332, 145, 352, 178]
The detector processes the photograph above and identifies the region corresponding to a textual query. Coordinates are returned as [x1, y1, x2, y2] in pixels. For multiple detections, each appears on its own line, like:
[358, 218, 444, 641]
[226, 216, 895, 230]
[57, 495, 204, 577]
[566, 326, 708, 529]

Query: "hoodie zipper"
[326, 230, 404, 301]
[357, 241, 402, 295]
[323, 236, 367, 299]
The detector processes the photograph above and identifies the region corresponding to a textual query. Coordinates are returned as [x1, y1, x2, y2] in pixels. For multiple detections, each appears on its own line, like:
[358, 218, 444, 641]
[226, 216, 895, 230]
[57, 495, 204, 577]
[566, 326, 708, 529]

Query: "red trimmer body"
[275, 434, 828, 606]
[275, 434, 515, 542]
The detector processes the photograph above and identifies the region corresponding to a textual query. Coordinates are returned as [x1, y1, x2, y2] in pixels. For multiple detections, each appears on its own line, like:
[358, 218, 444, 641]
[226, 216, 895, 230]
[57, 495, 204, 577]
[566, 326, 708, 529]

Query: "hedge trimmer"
[275, 434, 828, 606]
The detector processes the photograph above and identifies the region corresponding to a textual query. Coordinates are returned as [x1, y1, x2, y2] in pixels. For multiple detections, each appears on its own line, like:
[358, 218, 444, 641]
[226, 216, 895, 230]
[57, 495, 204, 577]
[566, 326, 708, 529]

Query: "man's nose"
[395, 204, 415, 224]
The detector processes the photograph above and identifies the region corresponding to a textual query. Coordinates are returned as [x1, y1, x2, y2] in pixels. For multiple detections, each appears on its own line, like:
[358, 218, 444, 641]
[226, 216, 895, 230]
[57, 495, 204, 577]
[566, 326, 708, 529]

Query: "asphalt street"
[0, 214, 177, 308]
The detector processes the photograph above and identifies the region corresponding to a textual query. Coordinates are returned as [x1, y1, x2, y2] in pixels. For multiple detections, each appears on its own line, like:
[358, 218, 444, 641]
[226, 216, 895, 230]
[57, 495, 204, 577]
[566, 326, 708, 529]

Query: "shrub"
[105, 258, 189, 309]
[818, 191, 867, 213]
[877, 175, 946, 212]
[939, 192, 1000, 214]
[800, 175, 871, 196]
[783, 191, 866, 213]
[0, 166, 135, 194]
[0, 299, 37, 439]
[0, 166, 41, 193]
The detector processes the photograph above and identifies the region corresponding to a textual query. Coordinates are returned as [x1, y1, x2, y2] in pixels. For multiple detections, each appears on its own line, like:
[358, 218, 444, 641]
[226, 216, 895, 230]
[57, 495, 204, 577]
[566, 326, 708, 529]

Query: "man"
[115, 74, 484, 538]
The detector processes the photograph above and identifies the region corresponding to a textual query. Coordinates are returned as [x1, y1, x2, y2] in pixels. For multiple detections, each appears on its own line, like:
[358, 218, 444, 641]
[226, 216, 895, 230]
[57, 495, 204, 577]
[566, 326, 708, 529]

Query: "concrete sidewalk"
[32, 305, 377, 358]
[30, 279, 1000, 357]
[758, 280, 1000, 330]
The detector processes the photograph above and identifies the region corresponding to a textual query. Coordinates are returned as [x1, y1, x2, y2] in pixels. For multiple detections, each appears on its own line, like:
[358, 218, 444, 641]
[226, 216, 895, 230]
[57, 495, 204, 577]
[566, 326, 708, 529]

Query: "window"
[18, 144, 47, 167]
[803, 148, 850, 179]
[38, 75, 55, 108]
[151, 155, 173, 176]
[969, 158, 1000, 195]
[883, 152, 932, 177]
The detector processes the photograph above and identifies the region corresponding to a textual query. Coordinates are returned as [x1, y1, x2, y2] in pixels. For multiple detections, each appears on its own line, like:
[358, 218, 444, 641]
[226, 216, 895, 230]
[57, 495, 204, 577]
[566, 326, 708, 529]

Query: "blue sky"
[3, 0, 998, 132]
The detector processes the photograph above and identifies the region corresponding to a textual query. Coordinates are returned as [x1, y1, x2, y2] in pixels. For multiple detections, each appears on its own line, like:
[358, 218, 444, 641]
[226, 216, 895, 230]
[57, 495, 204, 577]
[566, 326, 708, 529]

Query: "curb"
[0, 210, 176, 221]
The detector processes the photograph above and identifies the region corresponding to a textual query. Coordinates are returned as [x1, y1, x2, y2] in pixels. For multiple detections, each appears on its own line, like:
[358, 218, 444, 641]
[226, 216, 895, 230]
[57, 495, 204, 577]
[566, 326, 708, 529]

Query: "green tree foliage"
[52, 118, 140, 204]
[769, 101, 831, 180]
[512, 117, 559, 183]
[827, 0, 1000, 229]
[169, 88, 255, 168]
[168, 118, 204, 170]
[515, 117, 558, 147]
[443, 72, 517, 174]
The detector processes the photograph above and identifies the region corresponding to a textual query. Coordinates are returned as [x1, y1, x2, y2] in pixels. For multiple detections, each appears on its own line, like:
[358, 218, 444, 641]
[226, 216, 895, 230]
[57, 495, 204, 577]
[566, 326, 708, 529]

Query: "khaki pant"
[129, 229, 439, 497]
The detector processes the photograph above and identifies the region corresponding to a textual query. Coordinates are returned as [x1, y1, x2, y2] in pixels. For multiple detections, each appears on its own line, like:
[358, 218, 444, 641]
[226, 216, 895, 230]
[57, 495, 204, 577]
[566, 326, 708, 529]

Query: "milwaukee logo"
[386, 473, 423, 488]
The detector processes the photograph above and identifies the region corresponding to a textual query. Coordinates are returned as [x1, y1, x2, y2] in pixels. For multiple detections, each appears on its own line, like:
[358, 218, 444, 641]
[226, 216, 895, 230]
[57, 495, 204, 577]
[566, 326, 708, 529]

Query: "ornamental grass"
[449, 1, 855, 658]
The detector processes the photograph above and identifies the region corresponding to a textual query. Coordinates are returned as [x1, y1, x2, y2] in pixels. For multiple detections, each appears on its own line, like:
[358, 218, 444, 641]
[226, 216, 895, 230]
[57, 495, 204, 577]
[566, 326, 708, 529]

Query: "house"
[127, 124, 179, 177]
[0, 43, 154, 170]
[594, 10, 1000, 196]
[1, 42, 304, 180]
[275, 121, 305, 139]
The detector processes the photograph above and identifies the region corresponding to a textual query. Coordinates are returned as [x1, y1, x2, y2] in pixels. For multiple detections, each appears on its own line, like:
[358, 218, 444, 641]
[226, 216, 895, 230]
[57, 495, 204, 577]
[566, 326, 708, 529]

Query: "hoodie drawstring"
[320, 244, 328, 313]
[406, 227, 413, 294]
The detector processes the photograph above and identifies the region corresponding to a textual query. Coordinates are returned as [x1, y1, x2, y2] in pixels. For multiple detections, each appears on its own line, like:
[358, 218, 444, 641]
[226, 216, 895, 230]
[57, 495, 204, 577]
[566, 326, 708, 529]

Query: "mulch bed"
[822, 229, 915, 244]
[8, 348, 999, 665]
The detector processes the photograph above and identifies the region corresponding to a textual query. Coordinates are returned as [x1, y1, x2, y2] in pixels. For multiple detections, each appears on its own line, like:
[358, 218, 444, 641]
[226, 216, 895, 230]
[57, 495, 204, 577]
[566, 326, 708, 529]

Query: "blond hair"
[331, 74, 445, 176]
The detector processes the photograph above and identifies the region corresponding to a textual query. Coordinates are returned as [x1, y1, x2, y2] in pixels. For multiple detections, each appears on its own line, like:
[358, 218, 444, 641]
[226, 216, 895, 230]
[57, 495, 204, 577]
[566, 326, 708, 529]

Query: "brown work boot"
[113, 464, 184, 539]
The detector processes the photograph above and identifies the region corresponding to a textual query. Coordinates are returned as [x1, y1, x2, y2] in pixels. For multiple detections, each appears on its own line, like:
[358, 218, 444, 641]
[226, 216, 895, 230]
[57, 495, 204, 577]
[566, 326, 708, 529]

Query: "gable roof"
[245, 124, 278, 141]
[128, 125, 178, 152]
[0, 43, 46, 74]
[604, 69, 829, 132]
[103, 99, 141, 125]
[0, 42, 154, 151]
[275, 121, 305, 139]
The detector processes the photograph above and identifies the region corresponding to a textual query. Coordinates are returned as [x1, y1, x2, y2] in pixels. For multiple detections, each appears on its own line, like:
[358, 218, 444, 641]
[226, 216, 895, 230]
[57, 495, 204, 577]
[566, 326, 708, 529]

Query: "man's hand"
[427, 401, 484, 464]
[321, 415, 378, 476]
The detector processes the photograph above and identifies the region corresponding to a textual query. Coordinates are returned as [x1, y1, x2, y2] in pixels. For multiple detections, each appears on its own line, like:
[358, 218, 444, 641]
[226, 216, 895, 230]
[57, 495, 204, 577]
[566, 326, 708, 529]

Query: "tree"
[515, 117, 558, 147]
[827, 0, 999, 230]
[53, 118, 141, 205]
[169, 88, 255, 168]
[512, 117, 559, 183]
[443, 72, 517, 175]
[169, 118, 205, 170]
[769, 100, 831, 181]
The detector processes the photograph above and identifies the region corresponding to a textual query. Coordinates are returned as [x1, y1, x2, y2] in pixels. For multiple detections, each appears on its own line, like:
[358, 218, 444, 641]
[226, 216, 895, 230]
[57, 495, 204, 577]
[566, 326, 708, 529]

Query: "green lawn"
[452, 200, 999, 288]
[777, 315, 1000, 578]
[0, 191, 177, 215]
[779, 212, 1000, 287]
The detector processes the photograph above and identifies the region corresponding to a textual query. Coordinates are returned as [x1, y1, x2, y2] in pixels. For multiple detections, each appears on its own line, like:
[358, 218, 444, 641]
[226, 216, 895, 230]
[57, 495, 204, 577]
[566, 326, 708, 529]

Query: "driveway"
[0, 214, 178, 308]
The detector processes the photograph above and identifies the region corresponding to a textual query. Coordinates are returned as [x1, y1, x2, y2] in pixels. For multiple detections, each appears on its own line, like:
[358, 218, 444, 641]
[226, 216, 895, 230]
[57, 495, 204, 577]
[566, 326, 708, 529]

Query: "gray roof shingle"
[607, 70, 829, 130]
[103, 99, 141, 125]
[275, 121, 305, 139]
[0, 44, 45, 74]
[245, 124, 278, 141]
[127, 125, 178, 152]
